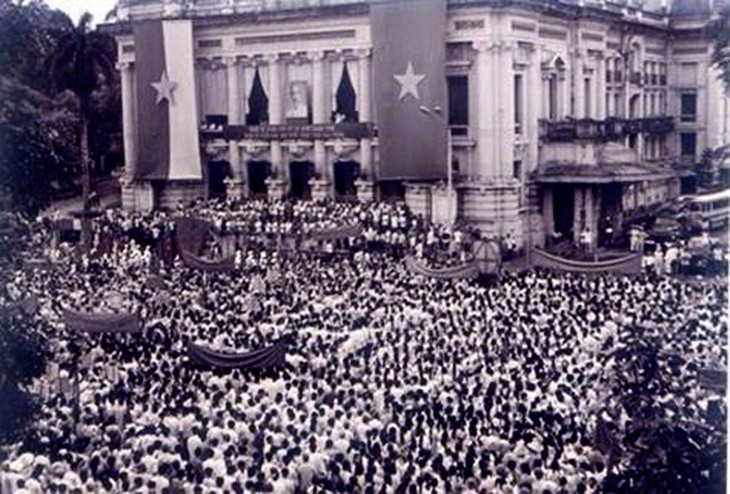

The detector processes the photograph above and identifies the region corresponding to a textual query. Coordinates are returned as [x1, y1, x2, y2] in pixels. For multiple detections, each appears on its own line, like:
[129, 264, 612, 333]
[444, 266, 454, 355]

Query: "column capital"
[308, 50, 326, 62]
[262, 53, 282, 65]
[355, 47, 372, 60]
[223, 55, 240, 67]
[472, 39, 494, 53]
[116, 61, 133, 72]
[500, 41, 516, 52]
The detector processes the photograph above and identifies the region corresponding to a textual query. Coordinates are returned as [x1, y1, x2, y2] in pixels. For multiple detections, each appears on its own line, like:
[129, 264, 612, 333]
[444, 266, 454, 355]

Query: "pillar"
[267, 54, 282, 125]
[573, 48, 585, 119]
[225, 56, 239, 125]
[119, 61, 136, 177]
[528, 46, 541, 172]
[311, 51, 326, 125]
[573, 186, 583, 243]
[497, 42, 515, 179]
[584, 186, 596, 246]
[266, 54, 285, 193]
[358, 49, 372, 178]
[596, 53, 606, 120]
[311, 50, 329, 189]
[227, 141, 244, 199]
[542, 186, 554, 238]
[473, 40, 495, 179]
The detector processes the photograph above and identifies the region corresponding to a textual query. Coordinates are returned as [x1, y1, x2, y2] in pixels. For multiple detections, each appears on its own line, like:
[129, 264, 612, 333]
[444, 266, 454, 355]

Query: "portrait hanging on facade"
[285, 81, 309, 121]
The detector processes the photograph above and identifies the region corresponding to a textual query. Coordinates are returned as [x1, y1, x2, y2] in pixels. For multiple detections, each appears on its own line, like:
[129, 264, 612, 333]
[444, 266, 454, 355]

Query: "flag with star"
[133, 19, 202, 180]
[371, 0, 447, 180]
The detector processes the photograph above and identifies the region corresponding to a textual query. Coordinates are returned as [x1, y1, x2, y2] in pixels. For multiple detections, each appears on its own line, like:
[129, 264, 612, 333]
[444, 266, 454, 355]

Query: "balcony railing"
[540, 116, 674, 142]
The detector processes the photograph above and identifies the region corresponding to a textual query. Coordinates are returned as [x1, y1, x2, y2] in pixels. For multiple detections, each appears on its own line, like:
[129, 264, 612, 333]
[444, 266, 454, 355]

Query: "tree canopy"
[0, 0, 119, 215]
[708, 4, 730, 91]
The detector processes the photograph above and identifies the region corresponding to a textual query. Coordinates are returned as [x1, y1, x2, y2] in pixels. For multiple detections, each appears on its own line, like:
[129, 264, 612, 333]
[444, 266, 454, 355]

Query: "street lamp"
[419, 105, 454, 225]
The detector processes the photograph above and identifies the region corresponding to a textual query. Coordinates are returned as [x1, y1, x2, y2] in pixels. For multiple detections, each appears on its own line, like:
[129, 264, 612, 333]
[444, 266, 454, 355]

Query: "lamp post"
[419, 105, 454, 225]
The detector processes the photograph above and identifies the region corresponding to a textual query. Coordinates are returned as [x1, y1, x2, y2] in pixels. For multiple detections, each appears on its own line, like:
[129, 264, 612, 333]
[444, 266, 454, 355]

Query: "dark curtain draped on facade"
[247, 68, 269, 125]
[334, 62, 358, 123]
[174, 217, 211, 256]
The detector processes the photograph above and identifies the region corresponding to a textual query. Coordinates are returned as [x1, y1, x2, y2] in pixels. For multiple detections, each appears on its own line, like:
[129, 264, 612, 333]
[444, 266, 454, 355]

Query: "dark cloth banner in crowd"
[0, 296, 39, 319]
[405, 256, 479, 279]
[698, 369, 726, 392]
[53, 218, 77, 231]
[180, 250, 235, 272]
[64, 309, 140, 333]
[531, 248, 642, 274]
[174, 217, 211, 255]
[144, 275, 167, 291]
[24, 258, 53, 272]
[371, 0, 448, 180]
[305, 224, 363, 241]
[187, 339, 287, 370]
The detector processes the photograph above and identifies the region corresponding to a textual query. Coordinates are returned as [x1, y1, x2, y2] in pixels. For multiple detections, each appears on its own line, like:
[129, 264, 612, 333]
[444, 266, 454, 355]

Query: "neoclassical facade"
[103, 0, 729, 248]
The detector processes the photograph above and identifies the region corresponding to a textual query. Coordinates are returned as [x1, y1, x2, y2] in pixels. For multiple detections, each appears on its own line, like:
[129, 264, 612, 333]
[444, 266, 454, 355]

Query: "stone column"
[227, 141, 244, 199]
[267, 54, 282, 125]
[225, 56, 239, 125]
[573, 186, 583, 243]
[497, 42, 515, 179]
[358, 49, 373, 179]
[528, 46, 541, 171]
[473, 40, 495, 180]
[356, 50, 374, 202]
[584, 186, 595, 248]
[542, 186, 554, 239]
[560, 68, 569, 120]
[596, 53, 606, 120]
[265, 54, 286, 198]
[311, 51, 326, 125]
[118, 61, 137, 178]
[311, 51, 330, 194]
[573, 48, 585, 119]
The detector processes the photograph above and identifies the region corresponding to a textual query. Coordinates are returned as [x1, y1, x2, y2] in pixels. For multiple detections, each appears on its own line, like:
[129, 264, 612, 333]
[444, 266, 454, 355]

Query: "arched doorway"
[247, 160, 271, 198]
[208, 160, 231, 200]
[289, 161, 313, 200]
[334, 161, 359, 198]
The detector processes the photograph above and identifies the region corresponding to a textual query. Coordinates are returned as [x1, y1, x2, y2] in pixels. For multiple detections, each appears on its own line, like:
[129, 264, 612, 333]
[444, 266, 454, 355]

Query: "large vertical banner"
[371, 0, 447, 180]
[133, 19, 202, 180]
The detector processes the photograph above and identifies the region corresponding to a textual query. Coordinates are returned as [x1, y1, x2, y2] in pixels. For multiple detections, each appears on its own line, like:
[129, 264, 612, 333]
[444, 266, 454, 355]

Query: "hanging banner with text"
[222, 123, 374, 141]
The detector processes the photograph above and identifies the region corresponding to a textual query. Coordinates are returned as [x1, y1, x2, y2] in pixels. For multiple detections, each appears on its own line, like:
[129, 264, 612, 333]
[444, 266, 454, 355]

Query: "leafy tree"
[0, 77, 62, 214]
[601, 325, 726, 494]
[50, 12, 116, 210]
[695, 148, 716, 190]
[708, 4, 730, 91]
[0, 308, 48, 453]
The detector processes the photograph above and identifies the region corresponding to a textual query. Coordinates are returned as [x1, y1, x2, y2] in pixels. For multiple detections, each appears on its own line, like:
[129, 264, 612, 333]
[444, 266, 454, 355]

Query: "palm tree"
[49, 12, 115, 210]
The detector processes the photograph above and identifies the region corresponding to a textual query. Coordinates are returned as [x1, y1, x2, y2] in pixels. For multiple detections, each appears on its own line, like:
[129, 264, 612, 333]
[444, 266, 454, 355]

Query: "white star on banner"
[393, 61, 426, 101]
[151, 70, 177, 105]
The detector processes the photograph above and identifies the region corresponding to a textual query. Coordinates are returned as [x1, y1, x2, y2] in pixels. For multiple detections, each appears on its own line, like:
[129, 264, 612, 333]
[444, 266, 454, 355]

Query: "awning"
[533, 162, 680, 184]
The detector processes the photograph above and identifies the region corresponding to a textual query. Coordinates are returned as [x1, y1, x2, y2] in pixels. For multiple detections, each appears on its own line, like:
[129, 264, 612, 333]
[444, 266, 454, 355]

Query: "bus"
[684, 189, 730, 230]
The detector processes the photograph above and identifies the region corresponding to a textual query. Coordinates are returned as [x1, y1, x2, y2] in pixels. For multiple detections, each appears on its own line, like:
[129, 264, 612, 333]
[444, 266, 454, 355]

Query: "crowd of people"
[0, 198, 726, 494]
